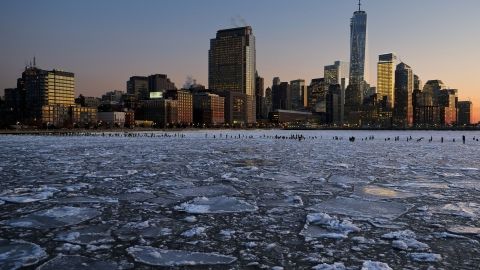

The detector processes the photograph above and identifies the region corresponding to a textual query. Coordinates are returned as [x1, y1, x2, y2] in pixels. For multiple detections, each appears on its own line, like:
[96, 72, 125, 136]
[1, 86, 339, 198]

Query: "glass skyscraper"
[346, 3, 367, 107]
[377, 53, 397, 108]
[349, 4, 367, 85]
[209, 26, 256, 124]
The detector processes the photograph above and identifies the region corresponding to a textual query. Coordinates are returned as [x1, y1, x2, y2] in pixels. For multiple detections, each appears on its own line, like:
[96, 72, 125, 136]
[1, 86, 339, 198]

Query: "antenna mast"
[358, 0, 362, 11]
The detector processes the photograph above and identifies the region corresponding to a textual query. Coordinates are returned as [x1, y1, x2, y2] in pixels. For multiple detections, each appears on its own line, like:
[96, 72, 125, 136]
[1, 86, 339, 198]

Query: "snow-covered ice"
[175, 196, 258, 213]
[36, 255, 117, 270]
[3, 206, 101, 229]
[0, 130, 479, 269]
[126, 246, 237, 266]
[0, 240, 47, 270]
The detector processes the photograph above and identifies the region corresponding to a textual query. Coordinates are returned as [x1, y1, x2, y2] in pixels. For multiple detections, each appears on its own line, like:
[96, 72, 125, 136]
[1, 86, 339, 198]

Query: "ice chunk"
[301, 213, 360, 239]
[310, 197, 410, 220]
[381, 230, 416, 240]
[382, 230, 429, 251]
[54, 196, 118, 204]
[446, 225, 480, 235]
[116, 192, 156, 202]
[126, 246, 237, 266]
[181, 227, 206, 237]
[175, 196, 257, 214]
[429, 202, 480, 219]
[3, 206, 100, 229]
[353, 185, 416, 200]
[36, 255, 117, 270]
[0, 240, 47, 270]
[361, 260, 392, 270]
[55, 224, 114, 245]
[0, 187, 58, 203]
[408, 253, 442, 262]
[169, 184, 239, 197]
[312, 262, 346, 270]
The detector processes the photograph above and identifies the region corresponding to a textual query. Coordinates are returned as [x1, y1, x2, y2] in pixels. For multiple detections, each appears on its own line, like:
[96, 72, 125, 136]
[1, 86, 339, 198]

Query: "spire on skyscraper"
[358, 0, 361, 11]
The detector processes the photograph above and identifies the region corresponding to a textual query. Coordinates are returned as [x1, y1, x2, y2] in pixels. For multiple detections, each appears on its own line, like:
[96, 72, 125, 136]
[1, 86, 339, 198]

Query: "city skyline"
[1, 0, 479, 122]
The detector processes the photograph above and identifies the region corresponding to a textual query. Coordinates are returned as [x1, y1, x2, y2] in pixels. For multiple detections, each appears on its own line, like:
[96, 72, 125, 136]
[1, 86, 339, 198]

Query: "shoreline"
[0, 127, 479, 135]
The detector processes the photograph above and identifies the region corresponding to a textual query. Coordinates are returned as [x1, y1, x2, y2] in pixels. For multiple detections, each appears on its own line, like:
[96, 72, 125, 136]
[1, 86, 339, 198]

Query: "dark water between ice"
[0, 130, 479, 269]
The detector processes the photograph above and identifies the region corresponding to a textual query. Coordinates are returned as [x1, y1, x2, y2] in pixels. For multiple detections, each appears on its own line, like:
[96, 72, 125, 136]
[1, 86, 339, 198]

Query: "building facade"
[377, 53, 397, 108]
[272, 82, 291, 111]
[457, 101, 473, 126]
[127, 76, 148, 101]
[164, 90, 193, 125]
[290, 79, 306, 111]
[347, 3, 368, 108]
[193, 92, 225, 126]
[394, 62, 413, 127]
[208, 26, 256, 124]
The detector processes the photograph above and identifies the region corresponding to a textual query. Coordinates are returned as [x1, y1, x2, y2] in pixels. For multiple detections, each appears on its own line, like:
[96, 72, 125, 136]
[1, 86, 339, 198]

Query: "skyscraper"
[208, 26, 256, 124]
[290, 79, 306, 110]
[394, 62, 413, 127]
[457, 101, 473, 126]
[377, 53, 397, 108]
[127, 76, 148, 101]
[255, 72, 265, 119]
[325, 61, 349, 122]
[346, 0, 367, 107]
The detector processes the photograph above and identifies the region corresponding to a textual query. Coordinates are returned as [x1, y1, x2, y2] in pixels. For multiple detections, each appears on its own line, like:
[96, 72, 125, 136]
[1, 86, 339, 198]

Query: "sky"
[1, 0, 479, 122]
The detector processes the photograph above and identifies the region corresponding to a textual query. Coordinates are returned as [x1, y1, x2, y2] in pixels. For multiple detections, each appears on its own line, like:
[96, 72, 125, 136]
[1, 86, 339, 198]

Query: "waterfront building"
[127, 76, 148, 101]
[394, 62, 413, 127]
[209, 26, 256, 124]
[457, 101, 473, 126]
[98, 111, 126, 128]
[164, 90, 193, 125]
[272, 81, 291, 111]
[347, 1, 368, 107]
[377, 53, 397, 108]
[324, 61, 349, 122]
[193, 92, 225, 126]
[255, 73, 265, 119]
[290, 79, 307, 111]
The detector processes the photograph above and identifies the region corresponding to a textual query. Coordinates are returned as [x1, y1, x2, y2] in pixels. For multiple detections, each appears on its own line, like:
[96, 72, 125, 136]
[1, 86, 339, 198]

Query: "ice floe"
[446, 226, 480, 235]
[0, 187, 58, 203]
[126, 246, 237, 266]
[361, 260, 392, 270]
[55, 224, 114, 245]
[3, 206, 100, 229]
[175, 196, 258, 214]
[429, 202, 480, 219]
[36, 255, 117, 270]
[353, 185, 416, 200]
[0, 240, 47, 270]
[301, 213, 360, 239]
[408, 252, 442, 262]
[169, 184, 239, 197]
[312, 262, 346, 270]
[310, 197, 410, 220]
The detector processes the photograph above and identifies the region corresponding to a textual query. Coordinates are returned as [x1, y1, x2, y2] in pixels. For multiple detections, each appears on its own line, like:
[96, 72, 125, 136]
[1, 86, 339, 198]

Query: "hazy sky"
[1, 0, 479, 121]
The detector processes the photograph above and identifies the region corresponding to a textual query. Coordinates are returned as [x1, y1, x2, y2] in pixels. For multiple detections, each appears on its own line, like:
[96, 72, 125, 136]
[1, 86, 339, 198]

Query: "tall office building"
[290, 79, 306, 110]
[394, 62, 413, 127]
[325, 61, 349, 122]
[272, 82, 291, 111]
[208, 26, 256, 124]
[346, 1, 367, 107]
[127, 76, 148, 100]
[20, 66, 75, 125]
[255, 72, 265, 119]
[457, 101, 473, 126]
[377, 53, 397, 108]
[148, 74, 176, 93]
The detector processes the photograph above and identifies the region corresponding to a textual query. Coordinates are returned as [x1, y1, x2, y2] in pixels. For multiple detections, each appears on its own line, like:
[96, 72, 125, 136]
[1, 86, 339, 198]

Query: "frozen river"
[0, 130, 480, 269]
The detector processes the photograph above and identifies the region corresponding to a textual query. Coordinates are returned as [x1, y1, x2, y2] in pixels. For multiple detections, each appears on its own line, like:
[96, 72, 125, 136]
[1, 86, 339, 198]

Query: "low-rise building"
[98, 111, 126, 127]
